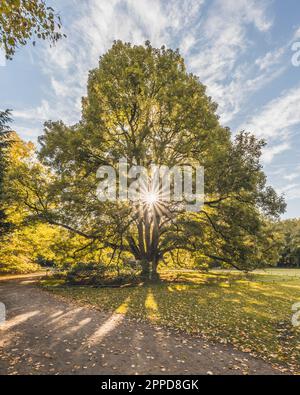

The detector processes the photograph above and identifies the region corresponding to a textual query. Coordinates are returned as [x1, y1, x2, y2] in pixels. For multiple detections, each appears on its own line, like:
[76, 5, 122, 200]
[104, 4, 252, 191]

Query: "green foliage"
[0, 134, 63, 274]
[0, 132, 116, 274]
[0, 110, 13, 236]
[65, 262, 107, 285]
[0, 0, 64, 59]
[275, 219, 300, 267]
[64, 262, 140, 286]
[0, 222, 60, 274]
[0, 110, 12, 189]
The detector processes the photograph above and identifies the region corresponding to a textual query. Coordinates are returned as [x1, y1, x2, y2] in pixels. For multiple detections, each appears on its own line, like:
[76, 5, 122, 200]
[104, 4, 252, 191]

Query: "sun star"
[143, 191, 159, 206]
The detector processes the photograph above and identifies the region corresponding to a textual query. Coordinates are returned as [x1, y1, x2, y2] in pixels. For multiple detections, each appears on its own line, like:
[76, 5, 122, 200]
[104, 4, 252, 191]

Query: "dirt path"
[0, 275, 281, 375]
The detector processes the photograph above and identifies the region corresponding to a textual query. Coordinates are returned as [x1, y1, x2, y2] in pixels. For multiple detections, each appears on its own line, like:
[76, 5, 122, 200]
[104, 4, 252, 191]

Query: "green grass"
[41, 269, 300, 373]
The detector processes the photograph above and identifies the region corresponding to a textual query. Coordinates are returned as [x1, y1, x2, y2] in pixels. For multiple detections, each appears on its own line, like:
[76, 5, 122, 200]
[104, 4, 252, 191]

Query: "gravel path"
[0, 275, 281, 375]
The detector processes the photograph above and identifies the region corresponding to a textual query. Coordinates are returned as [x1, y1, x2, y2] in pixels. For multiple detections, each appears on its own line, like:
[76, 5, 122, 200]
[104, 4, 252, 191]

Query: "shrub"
[65, 262, 141, 286]
[66, 262, 107, 285]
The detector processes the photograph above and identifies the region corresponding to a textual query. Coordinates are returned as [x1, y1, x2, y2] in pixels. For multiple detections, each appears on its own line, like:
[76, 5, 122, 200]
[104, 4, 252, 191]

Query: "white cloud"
[241, 85, 300, 140]
[276, 183, 300, 200]
[14, 100, 53, 121]
[51, 77, 71, 97]
[180, 34, 197, 56]
[219, 0, 272, 32]
[287, 187, 300, 200]
[240, 85, 300, 163]
[284, 172, 300, 182]
[255, 48, 285, 71]
[190, 0, 273, 74]
[13, 97, 79, 127]
[293, 26, 300, 40]
[262, 142, 291, 164]
[12, 124, 41, 141]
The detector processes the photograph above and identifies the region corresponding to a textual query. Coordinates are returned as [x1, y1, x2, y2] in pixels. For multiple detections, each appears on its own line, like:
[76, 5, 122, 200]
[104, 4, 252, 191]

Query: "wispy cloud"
[277, 183, 300, 200]
[240, 85, 300, 163]
[241, 85, 300, 139]
[262, 142, 291, 164]
[293, 26, 300, 40]
[255, 48, 285, 71]
[185, 0, 283, 124]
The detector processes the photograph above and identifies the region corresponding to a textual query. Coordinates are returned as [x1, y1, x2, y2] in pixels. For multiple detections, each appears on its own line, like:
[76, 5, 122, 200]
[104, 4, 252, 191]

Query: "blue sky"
[0, 0, 300, 218]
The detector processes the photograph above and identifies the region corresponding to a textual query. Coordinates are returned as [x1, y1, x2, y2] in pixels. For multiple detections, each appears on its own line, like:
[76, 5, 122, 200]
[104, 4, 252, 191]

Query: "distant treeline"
[276, 219, 300, 268]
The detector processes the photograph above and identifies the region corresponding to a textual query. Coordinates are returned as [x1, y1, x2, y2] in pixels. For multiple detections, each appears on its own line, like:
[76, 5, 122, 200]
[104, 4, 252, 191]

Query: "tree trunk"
[150, 259, 160, 282]
[140, 259, 150, 281]
[140, 259, 161, 282]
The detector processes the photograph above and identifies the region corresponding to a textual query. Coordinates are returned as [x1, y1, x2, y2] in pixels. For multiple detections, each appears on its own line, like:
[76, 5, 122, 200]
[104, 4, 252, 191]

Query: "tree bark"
[150, 259, 160, 282]
[140, 259, 150, 281]
[140, 259, 161, 282]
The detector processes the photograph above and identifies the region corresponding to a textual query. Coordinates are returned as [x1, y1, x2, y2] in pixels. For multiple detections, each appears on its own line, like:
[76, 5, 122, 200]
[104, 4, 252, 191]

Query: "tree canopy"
[10, 41, 286, 280]
[0, 0, 64, 59]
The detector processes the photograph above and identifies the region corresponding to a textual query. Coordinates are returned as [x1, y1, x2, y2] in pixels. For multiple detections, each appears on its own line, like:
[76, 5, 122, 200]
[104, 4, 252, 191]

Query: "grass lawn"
[41, 268, 300, 373]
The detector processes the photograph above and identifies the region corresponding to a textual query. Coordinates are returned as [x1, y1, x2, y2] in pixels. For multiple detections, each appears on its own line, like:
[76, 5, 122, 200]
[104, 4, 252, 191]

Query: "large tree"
[12, 41, 286, 280]
[0, 0, 64, 59]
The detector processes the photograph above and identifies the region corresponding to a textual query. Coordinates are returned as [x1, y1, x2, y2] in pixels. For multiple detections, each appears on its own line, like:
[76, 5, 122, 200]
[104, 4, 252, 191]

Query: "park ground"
[0, 269, 299, 375]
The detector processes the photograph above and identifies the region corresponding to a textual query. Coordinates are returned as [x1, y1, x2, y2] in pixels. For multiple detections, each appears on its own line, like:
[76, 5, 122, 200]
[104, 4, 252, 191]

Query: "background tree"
[0, 0, 64, 59]
[0, 132, 66, 274]
[275, 219, 300, 268]
[11, 41, 286, 280]
[0, 110, 13, 236]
